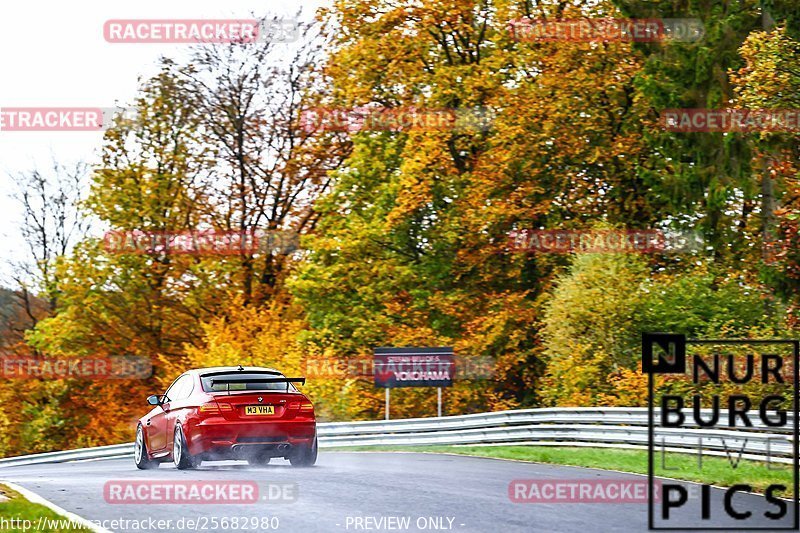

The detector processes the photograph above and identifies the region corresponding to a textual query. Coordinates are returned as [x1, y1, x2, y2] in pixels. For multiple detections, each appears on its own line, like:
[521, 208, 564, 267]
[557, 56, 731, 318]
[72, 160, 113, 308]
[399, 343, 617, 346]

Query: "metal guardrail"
[317, 407, 794, 435]
[0, 442, 133, 468]
[0, 407, 793, 468]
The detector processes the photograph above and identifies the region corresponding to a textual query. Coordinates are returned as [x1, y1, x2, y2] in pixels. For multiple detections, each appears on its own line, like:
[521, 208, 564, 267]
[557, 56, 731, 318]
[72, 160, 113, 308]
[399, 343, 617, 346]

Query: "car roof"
[187, 366, 284, 376]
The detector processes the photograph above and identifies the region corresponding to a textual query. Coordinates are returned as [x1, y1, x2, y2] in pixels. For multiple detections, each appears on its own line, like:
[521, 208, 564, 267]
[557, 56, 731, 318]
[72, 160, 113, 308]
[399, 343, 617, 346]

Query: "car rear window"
[200, 372, 297, 392]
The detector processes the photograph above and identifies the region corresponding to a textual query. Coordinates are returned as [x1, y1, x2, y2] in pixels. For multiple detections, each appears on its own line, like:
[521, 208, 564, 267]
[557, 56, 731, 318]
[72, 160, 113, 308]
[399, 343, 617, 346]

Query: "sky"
[0, 0, 326, 286]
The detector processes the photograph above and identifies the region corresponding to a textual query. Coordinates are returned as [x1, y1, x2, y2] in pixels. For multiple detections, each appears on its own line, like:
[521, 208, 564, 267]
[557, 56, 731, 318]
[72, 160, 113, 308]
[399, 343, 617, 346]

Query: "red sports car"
[134, 366, 317, 469]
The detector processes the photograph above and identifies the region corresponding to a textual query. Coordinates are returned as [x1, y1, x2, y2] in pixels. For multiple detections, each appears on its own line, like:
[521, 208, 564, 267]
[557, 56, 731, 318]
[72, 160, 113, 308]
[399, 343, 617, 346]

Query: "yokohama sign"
[373, 347, 454, 388]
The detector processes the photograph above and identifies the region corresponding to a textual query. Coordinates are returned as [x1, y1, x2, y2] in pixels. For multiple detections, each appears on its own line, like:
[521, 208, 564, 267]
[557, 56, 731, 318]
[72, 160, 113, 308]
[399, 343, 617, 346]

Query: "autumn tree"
[23, 28, 344, 446]
[733, 26, 800, 321]
[295, 0, 659, 410]
[177, 19, 350, 303]
[541, 252, 779, 406]
[8, 160, 90, 331]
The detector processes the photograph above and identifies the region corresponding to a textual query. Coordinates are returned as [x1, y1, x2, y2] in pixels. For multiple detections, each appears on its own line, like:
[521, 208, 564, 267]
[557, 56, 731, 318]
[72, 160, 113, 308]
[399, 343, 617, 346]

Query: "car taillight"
[289, 402, 314, 412]
[199, 402, 233, 415]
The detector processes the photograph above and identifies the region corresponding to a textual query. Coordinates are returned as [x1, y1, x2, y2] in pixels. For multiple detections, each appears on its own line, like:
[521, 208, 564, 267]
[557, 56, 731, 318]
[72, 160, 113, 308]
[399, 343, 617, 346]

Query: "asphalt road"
[0, 452, 795, 532]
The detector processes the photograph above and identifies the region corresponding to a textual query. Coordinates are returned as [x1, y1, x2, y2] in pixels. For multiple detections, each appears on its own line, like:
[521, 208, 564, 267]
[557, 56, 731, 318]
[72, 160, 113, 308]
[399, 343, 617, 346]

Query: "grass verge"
[327, 445, 793, 494]
[0, 484, 91, 532]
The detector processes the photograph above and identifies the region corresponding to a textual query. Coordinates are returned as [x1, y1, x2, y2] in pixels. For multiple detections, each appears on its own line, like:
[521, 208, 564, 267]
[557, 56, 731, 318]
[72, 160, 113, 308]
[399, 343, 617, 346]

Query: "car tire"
[247, 454, 271, 466]
[134, 424, 159, 470]
[173, 425, 197, 470]
[289, 437, 318, 467]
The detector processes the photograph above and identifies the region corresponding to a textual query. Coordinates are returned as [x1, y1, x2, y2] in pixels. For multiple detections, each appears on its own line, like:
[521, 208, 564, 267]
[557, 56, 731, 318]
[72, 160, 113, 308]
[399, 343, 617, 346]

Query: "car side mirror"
[146, 395, 161, 406]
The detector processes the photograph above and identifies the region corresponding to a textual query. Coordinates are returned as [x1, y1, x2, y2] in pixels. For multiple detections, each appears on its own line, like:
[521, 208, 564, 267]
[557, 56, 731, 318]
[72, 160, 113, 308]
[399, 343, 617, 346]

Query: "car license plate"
[245, 405, 275, 416]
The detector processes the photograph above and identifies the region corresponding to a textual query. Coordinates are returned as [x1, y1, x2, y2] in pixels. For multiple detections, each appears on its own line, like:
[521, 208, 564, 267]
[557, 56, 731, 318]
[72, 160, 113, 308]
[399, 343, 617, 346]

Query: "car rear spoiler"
[209, 377, 307, 394]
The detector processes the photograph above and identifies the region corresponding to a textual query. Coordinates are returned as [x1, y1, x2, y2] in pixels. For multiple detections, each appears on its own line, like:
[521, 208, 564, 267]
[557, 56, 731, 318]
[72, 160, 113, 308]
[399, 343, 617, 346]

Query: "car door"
[145, 376, 185, 452]
[162, 375, 195, 452]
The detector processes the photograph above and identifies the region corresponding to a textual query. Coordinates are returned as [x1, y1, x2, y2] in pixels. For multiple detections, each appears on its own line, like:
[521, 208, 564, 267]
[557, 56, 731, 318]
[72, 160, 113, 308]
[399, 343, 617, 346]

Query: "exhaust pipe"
[231, 442, 291, 455]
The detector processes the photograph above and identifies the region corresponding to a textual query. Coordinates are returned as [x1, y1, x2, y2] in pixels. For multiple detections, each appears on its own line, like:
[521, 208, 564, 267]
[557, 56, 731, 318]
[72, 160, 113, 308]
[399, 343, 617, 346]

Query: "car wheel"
[289, 437, 317, 467]
[247, 454, 271, 467]
[173, 425, 197, 470]
[134, 425, 159, 470]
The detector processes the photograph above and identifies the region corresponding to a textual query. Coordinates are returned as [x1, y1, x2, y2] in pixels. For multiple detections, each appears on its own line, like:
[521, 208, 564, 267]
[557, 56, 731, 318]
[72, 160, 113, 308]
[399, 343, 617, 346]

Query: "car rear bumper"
[187, 417, 316, 458]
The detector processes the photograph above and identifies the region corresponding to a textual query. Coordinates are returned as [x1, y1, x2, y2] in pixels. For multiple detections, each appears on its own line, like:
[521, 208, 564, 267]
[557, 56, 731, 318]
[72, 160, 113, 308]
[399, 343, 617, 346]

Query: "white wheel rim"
[134, 428, 143, 463]
[173, 430, 181, 465]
